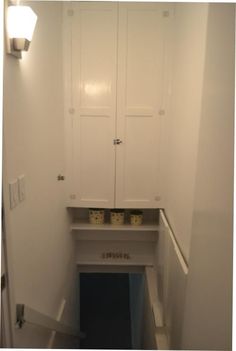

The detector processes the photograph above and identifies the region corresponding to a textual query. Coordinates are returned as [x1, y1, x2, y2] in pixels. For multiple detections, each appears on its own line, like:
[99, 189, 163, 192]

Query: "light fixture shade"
[7, 6, 37, 42]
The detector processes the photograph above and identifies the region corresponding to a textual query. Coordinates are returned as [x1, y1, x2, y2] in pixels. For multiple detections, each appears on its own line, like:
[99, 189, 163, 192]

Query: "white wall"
[3, 2, 78, 347]
[182, 4, 234, 349]
[165, 4, 209, 261]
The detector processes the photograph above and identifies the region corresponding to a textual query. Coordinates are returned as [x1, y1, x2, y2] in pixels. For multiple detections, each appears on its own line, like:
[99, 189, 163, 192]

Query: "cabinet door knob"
[113, 138, 123, 145]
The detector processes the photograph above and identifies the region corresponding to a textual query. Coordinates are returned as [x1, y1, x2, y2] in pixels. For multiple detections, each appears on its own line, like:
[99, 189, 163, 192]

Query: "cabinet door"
[64, 3, 117, 208]
[116, 3, 167, 208]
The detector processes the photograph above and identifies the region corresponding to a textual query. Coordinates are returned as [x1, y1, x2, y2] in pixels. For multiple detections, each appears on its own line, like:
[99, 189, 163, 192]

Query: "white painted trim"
[73, 230, 157, 242]
[47, 299, 66, 348]
[145, 267, 163, 328]
[76, 259, 154, 267]
[1, 242, 13, 347]
[77, 264, 144, 274]
[16, 303, 82, 340]
[155, 327, 169, 350]
[71, 222, 160, 232]
[145, 266, 169, 350]
[160, 209, 189, 275]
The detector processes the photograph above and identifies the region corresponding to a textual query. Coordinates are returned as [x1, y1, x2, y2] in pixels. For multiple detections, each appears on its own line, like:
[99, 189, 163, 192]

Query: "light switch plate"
[9, 180, 19, 209]
[18, 175, 26, 202]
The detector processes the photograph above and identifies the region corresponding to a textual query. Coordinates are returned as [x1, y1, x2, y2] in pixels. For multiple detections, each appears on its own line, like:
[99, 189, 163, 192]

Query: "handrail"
[16, 304, 85, 339]
[160, 209, 188, 275]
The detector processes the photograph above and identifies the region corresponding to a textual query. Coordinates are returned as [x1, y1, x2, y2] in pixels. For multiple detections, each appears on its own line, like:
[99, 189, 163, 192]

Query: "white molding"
[77, 264, 144, 273]
[16, 303, 82, 341]
[47, 299, 66, 348]
[145, 267, 163, 328]
[145, 266, 169, 350]
[71, 221, 160, 233]
[160, 209, 188, 275]
[76, 258, 154, 267]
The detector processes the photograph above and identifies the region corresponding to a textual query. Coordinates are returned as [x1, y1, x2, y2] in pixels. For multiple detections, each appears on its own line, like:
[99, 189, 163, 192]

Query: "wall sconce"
[7, 5, 37, 58]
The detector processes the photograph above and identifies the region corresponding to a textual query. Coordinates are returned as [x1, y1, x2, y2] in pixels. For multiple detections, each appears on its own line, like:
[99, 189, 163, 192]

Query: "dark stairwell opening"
[80, 272, 144, 349]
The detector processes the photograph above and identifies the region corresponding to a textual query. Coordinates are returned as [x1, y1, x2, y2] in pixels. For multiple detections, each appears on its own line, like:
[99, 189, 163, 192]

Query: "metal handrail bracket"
[16, 304, 25, 329]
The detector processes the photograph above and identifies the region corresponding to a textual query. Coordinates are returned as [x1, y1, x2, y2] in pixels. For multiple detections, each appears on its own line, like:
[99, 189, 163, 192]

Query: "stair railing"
[16, 304, 85, 339]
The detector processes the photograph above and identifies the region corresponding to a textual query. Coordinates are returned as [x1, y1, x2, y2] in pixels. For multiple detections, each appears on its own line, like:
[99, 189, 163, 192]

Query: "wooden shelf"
[73, 231, 157, 242]
[71, 221, 160, 232]
[70, 210, 160, 269]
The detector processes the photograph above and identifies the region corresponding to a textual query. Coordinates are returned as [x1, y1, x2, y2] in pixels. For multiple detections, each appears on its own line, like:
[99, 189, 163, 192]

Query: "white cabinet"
[64, 2, 117, 209]
[116, 3, 167, 208]
[63, 2, 171, 208]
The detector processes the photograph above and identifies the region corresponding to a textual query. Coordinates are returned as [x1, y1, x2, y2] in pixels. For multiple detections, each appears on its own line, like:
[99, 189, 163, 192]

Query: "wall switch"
[9, 180, 19, 209]
[18, 175, 26, 202]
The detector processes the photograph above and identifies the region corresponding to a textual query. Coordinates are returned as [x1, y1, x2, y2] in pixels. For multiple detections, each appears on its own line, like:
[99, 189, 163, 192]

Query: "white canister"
[89, 208, 105, 224]
[130, 210, 143, 226]
[110, 209, 125, 225]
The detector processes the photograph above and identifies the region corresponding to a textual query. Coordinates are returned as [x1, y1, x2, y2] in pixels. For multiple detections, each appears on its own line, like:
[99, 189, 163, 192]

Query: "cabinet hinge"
[67, 9, 74, 17]
[158, 109, 165, 116]
[163, 10, 169, 18]
[69, 108, 75, 115]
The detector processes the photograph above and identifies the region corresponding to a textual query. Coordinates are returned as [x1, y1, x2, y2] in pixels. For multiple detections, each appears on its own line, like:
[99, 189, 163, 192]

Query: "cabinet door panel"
[75, 117, 115, 205]
[116, 3, 166, 208]
[64, 3, 117, 208]
[119, 116, 160, 203]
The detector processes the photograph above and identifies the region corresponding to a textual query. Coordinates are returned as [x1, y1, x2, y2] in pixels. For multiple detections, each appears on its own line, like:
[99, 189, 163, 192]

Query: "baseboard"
[47, 299, 66, 348]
